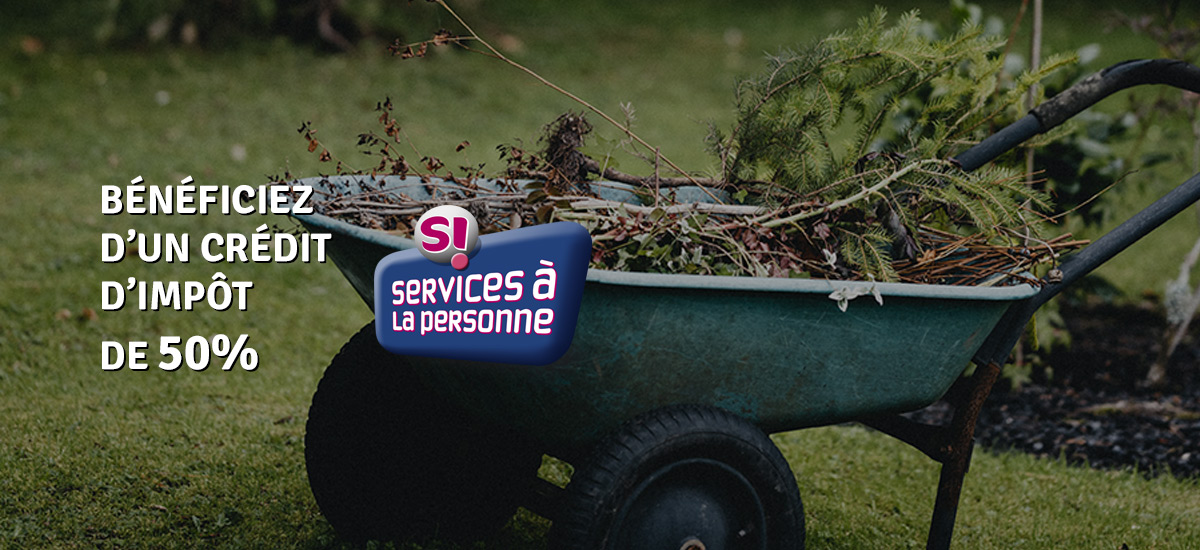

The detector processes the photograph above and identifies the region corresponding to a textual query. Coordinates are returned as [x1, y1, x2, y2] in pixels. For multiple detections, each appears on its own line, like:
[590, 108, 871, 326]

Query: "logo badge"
[375, 213, 591, 366]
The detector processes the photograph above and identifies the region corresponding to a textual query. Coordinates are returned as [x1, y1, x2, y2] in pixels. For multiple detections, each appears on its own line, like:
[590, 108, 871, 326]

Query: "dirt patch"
[910, 301, 1200, 479]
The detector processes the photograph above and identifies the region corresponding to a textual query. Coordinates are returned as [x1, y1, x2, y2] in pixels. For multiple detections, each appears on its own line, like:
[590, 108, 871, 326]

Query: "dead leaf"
[432, 29, 454, 46]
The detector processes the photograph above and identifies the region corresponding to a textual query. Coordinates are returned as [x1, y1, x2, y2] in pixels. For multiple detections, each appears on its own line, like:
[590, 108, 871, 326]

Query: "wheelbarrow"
[293, 59, 1200, 549]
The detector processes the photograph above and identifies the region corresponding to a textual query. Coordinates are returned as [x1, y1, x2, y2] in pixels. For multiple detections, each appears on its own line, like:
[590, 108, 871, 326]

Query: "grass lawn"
[2, 0, 1198, 548]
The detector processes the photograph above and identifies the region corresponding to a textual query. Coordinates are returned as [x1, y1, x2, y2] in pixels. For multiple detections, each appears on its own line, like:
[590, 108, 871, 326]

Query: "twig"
[759, 159, 948, 227]
[579, 157, 723, 188]
[431, 0, 721, 202]
[994, 0, 1031, 99]
[565, 198, 765, 216]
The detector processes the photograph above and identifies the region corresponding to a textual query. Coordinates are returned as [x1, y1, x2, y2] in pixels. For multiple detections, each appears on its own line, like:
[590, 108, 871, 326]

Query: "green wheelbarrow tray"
[293, 174, 1036, 452]
[294, 59, 1200, 550]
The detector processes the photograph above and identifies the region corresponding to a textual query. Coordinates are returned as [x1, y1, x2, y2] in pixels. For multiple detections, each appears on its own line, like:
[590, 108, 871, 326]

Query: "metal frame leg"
[862, 361, 1002, 550]
[926, 361, 1001, 550]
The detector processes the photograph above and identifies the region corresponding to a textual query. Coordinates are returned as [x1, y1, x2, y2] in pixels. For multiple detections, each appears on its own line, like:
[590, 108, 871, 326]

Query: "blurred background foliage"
[2, 0, 1198, 378]
[3, 0, 448, 52]
[1, 0, 1191, 56]
[3, 0, 1197, 295]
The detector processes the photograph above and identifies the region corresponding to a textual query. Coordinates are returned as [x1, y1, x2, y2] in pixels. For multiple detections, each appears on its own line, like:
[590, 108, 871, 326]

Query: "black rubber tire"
[549, 404, 805, 550]
[304, 322, 542, 544]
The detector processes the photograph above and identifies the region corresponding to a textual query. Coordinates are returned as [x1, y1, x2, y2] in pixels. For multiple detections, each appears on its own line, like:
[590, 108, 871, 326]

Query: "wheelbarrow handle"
[966, 59, 1200, 366]
[955, 58, 1200, 171]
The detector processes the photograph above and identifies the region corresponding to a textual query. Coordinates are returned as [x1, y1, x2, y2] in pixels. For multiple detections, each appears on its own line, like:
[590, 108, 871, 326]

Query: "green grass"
[2, 1, 1199, 548]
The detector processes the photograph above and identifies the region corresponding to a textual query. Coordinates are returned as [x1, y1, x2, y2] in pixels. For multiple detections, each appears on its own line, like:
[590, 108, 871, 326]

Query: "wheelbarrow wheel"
[549, 404, 804, 550]
[304, 322, 542, 544]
